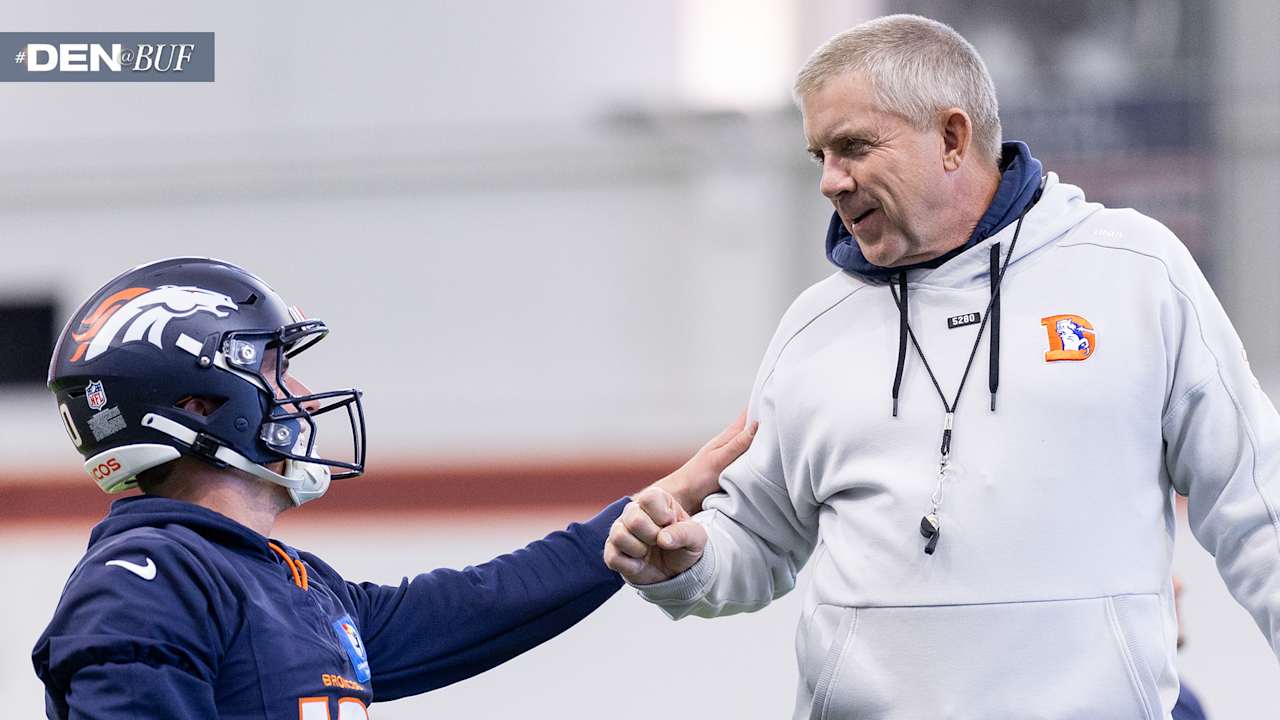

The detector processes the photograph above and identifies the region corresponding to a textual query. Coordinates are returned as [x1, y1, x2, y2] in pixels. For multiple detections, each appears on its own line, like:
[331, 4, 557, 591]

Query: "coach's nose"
[819, 157, 856, 200]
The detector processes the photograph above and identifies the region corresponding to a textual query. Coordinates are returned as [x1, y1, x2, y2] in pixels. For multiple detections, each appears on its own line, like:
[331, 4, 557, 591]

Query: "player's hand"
[652, 409, 758, 515]
[604, 486, 708, 585]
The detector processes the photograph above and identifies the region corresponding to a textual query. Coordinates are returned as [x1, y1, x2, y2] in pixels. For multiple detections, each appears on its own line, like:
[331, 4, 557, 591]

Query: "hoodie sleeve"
[630, 283, 841, 619]
[341, 499, 626, 701]
[630, 376, 821, 618]
[1157, 222, 1280, 660]
[31, 533, 226, 719]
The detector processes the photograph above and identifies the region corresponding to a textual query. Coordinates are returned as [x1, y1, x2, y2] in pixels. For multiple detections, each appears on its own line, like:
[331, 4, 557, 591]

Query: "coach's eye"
[808, 150, 824, 165]
[838, 140, 869, 157]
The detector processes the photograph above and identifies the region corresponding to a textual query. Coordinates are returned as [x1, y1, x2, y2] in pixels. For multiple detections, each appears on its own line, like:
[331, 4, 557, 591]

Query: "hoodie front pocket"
[1104, 594, 1165, 718]
[808, 607, 858, 720]
[802, 595, 1163, 720]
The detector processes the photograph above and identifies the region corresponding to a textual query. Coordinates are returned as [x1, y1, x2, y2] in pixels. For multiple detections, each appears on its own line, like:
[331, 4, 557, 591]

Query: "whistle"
[920, 513, 940, 555]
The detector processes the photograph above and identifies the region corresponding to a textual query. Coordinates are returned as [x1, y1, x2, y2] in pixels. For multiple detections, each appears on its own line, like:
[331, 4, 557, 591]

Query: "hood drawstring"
[989, 244, 1001, 411]
[890, 243, 1005, 418]
[892, 272, 908, 417]
[887, 239, 1016, 423]
[268, 541, 309, 591]
[888, 180, 1044, 421]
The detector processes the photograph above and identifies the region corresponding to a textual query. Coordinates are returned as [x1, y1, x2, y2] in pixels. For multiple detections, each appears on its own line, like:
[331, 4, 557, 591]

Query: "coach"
[604, 14, 1280, 719]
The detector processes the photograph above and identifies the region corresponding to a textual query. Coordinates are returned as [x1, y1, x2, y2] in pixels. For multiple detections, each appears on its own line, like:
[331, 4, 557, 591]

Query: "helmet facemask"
[211, 318, 367, 505]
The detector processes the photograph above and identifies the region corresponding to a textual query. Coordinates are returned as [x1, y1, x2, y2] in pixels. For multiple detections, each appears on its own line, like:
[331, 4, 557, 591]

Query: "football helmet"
[48, 257, 366, 505]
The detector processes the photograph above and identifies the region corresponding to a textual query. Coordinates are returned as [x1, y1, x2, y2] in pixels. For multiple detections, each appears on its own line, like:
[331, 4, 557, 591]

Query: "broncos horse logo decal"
[70, 286, 238, 363]
[1040, 313, 1096, 362]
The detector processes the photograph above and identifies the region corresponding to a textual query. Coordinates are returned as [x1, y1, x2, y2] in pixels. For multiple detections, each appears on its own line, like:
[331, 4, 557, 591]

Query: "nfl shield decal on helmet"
[1041, 314, 1096, 361]
[85, 380, 108, 411]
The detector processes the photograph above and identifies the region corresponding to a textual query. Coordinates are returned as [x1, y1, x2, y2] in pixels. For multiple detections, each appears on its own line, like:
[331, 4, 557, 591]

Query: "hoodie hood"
[826, 141, 1047, 280]
[906, 170, 1101, 289]
[830, 169, 1101, 290]
[88, 495, 275, 559]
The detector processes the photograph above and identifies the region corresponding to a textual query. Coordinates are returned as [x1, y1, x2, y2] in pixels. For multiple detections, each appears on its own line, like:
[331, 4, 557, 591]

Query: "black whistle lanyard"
[888, 193, 1036, 555]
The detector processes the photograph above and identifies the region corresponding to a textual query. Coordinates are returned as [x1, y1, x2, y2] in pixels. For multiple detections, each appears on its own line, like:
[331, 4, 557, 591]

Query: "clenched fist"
[604, 486, 708, 585]
[604, 413, 757, 585]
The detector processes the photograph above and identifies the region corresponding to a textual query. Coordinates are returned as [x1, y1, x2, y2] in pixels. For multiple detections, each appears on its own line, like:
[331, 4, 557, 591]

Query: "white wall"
[1214, 0, 1280, 385]
[0, 119, 827, 469]
[0, 2, 838, 472]
[0, 2, 686, 139]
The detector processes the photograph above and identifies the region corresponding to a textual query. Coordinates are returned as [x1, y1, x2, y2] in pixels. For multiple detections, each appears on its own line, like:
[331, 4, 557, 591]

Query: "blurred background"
[1, 0, 1277, 717]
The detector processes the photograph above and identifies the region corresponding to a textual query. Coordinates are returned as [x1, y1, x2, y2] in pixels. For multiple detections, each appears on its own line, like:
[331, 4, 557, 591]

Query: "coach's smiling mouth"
[849, 207, 879, 228]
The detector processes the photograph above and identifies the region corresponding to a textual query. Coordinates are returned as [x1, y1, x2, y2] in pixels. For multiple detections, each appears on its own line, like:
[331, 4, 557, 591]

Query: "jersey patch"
[331, 615, 371, 683]
[1041, 314, 1096, 361]
[947, 312, 981, 330]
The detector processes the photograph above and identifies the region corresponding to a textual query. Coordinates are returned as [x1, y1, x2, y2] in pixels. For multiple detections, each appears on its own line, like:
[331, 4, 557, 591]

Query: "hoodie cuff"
[628, 537, 716, 606]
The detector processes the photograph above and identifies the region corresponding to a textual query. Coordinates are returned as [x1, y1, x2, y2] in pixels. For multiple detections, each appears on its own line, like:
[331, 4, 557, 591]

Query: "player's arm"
[342, 414, 755, 701]
[1159, 231, 1280, 660]
[606, 381, 821, 619]
[32, 538, 226, 719]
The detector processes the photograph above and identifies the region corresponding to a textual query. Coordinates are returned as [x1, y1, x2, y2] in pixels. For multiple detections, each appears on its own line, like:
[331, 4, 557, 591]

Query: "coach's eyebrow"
[807, 131, 876, 158]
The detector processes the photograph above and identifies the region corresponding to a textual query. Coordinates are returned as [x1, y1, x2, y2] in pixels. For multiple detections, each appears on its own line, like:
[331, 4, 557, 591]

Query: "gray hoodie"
[633, 172, 1280, 719]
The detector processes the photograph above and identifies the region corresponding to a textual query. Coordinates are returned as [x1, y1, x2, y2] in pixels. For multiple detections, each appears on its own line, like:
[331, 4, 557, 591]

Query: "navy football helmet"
[48, 257, 366, 505]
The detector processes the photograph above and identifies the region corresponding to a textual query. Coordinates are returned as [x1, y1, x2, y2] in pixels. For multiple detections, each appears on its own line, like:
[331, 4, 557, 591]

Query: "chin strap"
[140, 413, 331, 506]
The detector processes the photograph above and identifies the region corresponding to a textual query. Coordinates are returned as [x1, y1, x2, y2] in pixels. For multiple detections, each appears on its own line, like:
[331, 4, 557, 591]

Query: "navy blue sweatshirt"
[32, 495, 626, 718]
[1173, 684, 1209, 720]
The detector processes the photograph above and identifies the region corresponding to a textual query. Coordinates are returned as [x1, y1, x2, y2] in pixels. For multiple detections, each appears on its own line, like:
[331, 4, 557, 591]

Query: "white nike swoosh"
[105, 557, 157, 581]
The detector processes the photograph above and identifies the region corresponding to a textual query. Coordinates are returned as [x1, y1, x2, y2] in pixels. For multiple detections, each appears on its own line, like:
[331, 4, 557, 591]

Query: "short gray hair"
[794, 14, 1002, 165]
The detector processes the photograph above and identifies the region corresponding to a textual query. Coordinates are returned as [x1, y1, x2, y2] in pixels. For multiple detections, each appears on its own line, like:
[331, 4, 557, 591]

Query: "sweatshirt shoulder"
[69, 525, 225, 602]
[1059, 206, 1194, 266]
[35, 526, 231, 697]
[754, 271, 869, 386]
[784, 271, 870, 324]
[82, 525, 213, 570]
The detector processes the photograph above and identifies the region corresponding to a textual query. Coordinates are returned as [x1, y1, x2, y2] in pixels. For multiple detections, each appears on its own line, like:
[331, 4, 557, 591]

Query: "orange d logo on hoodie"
[1041, 314, 1096, 361]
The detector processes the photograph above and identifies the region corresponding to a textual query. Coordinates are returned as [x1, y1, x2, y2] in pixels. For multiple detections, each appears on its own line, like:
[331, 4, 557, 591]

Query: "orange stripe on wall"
[0, 457, 684, 523]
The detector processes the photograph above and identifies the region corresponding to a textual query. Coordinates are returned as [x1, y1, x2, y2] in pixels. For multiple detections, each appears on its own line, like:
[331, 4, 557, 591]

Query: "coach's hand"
[652, 410, 758, 515]
[605, 486, 709, 585]
[606, 412, 755, 585]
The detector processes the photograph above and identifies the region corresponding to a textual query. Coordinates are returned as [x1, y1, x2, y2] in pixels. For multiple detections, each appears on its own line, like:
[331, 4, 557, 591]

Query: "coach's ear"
[940, 108, 974, 172]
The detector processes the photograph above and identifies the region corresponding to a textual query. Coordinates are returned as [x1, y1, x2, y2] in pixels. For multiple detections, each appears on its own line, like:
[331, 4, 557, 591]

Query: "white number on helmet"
[59, 403, 83, 448]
